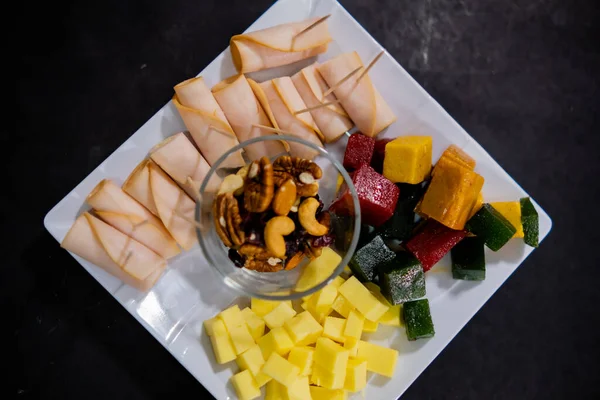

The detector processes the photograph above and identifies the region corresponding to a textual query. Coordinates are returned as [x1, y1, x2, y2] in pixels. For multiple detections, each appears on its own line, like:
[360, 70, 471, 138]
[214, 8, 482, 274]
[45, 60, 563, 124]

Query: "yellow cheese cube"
[357, 340, 398, 377]
[344, 359, 367, 392]
[241, 307, 266, 341]
[251, 298, 292, 317]
[338, 276, 389, 321]
[313, 284, 338, 314]
[331, 295, 355, 318]
[284, 311, 323, 346]
[383, 135, 432, 184]
[303, 294, 331, 324]
[236, 344, 265, 376]
[336, 173, 344, 193]
[295, 247, 341, 292]
[490, 201, 524, 238]
[204, 317, 227, 337]
[363, 281, 381, 293]
[343, 310, 364, 339]
[287, 346, 314, 376]
[262, 353, 300, 387]
[330, 275, 346, 289]
[363, 318, 379, 332]
[230, 369, 261, 400]
[229, 323, 255, 355]
[253, 371, 272, 388]
[285, 376, 311, 400]
[310, 386, 347, 400]
[219, 304, 245, 332]
[323, 316, 347, 343]
[344, 337, 359, 358]
[310, 363, 345, 389]
[314, 337, 349, 373]
[209, 333, 236, 364]
[258, 327, 294, 359]
[379, 304, 402, 327]
[265, 380, 286, 400]
[263, 302, 297, 329]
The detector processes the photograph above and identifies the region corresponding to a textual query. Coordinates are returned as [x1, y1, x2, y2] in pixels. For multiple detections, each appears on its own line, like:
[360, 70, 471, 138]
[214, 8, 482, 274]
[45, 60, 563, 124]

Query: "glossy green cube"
[403, 299, 435, 341]
[465, 204, 516, 251]
[349, 235, 395, 282]
[451, 237, 486, 281]
[378, 252, 425, 305]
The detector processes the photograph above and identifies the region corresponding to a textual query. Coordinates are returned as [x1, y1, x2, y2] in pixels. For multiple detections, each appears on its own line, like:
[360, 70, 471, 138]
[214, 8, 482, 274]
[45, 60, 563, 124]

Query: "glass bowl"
[196, 135, 360, 301]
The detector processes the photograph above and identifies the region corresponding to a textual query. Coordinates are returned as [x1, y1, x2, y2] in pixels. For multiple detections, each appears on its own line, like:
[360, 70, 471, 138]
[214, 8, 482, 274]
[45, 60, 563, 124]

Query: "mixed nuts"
[214, 155, 333, 272]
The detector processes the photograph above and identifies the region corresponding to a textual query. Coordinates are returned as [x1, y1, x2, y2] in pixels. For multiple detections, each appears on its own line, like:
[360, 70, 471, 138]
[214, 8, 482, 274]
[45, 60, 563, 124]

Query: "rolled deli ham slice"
[230, 17, 332, 73]
[123, 160, 197, 250]
[87, 179, 180, 259]
[318, 52, 396, 137]
[61, 212, 167, 291]
[173, 77, 244, 168]
[292, 63, 353, 143]
[256, 77, 323, 160]
[150, 132, 219, 197]
[212, 74, 286, 160]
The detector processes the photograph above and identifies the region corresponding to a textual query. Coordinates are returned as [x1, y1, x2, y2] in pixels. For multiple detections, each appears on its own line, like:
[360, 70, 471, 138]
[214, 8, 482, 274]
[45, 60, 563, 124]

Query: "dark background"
[11, 0, 600, 398]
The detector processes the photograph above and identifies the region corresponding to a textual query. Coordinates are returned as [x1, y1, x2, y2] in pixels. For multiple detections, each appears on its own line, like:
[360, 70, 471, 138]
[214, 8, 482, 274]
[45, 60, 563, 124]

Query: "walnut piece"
[273, 156, 322, 197]
[213, 193, 245, 248]
[244, 156, 274, 212]
[238, 243, 283, 272]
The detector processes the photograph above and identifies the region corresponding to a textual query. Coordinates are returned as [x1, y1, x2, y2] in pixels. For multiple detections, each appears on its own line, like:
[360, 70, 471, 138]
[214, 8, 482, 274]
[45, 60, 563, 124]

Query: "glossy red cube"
[371, 138, 393, 173]
[330, 164, 400, 227]
[405, 220, 467, 271]
[343, 133, 376, 170]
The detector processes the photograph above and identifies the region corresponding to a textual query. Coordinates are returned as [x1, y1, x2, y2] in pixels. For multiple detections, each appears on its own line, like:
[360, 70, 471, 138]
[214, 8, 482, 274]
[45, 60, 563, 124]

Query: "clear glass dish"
[195, 135, 360, 301]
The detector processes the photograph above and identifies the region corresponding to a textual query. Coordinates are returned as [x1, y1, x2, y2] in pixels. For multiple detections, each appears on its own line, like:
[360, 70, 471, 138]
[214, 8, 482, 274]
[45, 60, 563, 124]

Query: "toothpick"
[322, 66, 361, 98]
[252, 124, 293, 136]
[121, 251, 133, 267]
[294, 99, 341, 115]
[186, 176, 202, 202]
[173, 208, 204, 230]
[208, 124, 234, 138]
[291, 15, 330, 50]
[355, 50, 385, 83]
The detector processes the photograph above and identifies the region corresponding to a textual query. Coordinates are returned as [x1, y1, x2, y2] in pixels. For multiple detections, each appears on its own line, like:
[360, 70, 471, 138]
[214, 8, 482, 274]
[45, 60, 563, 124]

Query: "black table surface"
[12, 0, 600, 398]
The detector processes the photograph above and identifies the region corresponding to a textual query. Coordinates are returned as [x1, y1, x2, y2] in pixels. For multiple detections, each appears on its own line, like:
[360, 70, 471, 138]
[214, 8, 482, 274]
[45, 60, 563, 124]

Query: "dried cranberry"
[312, 233, 335, 248]
[228, 248, 245, 268]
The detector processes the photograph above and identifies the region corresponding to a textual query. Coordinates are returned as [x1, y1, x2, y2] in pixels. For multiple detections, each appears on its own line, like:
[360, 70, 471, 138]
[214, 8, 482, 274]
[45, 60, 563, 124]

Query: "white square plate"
[44, 0, 552, 398]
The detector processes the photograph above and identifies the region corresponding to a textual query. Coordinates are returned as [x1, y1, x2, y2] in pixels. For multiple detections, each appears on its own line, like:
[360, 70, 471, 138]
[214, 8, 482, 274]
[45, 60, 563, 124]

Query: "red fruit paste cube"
[371, 138, 393, 173]
[405, 220, 467, 271]
[343, 133, 376, 170]
[330, 164, 399, 227]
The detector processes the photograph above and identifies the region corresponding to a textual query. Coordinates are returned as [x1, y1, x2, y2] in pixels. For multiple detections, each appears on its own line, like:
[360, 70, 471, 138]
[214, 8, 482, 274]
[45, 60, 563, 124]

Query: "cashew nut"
[298, 197, 329, 236]
[272, 179, 297, 216]
[264, 216, 295, 258]
[218, 174, 244, 196]
[236, 164, 249, 180]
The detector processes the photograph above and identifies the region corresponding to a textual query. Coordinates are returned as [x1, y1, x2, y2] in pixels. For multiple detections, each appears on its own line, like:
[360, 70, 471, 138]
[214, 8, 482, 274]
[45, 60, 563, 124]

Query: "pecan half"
[273, 156, 322, 197]
[244, 157, 274, 212]
[213, 193, 245, 248]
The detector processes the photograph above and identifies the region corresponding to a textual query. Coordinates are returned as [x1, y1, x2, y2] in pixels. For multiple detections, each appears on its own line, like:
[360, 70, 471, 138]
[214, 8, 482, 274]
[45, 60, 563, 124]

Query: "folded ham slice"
[292, 63, 353, 143]
[254, 77, 323, 160]
[123, 160, 197, 250]
[61, 212, 167, 291]
[230, 16, 332, 73]
[173, 77, 244, 168]
[318, 52, 396, 137]
[211, 74, 286, 160]
[86, 179, 180, 259]
[150, 132, 219, 197]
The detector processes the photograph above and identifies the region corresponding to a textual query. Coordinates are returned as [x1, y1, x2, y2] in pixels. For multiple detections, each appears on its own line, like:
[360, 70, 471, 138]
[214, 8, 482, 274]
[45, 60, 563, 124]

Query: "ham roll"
[61, 212, 167, 291]
[86, 179, 180, 259]
[291, 63, 353, 143]
[150, 132, 219, 197]
[230, 16, 332, 73]
[123, 160, 197, 250]
[254, 77, 323, 160]
[173, 77, 244, 168]
[211, 74, 286, 160]
[318, 52, 396, 137]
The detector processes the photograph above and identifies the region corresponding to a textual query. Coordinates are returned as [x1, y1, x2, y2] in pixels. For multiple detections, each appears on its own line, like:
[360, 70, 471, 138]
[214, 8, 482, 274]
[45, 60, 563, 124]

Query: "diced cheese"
[363, 317, 379, 333]
[287, 346, 314, 376]
[251, 298, 292, 317]
[265, 380, 286, 400]
[303, 293, 331, 324]
[204, 317, 227, 337]
[378, 304, 402, 327]
[219, 304, 244, 332]
[209, 333, 236, 364]
[314, 337, 349, 373]
[236, 344, 265, 377]
[258, 327, 294, 359]
[313, 284, 338, 314]
[263, 302, 297, 329]
[310, 363, 345, 389]
[284, 311, 323, 346]
[285, 376, 311, 400]
[330, 275, 346, 288]
[230, 369, 261, 400]
[357, 340, 398, 377]
[241, 307, 266, 340]
[331, 295, 354, 318]
[338, 276, 389, 321]
[253, 371, 272, 388]
[310, 386, 347, 400]
[344, 359, 367, 392]
[323, 316, 347, 343]
[343, 310, 364, 339]
[262, 353, 300, 387]
[228, 323, 255, 355]
[344, 337, 359, 358]
[295, 247, 341, 292]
